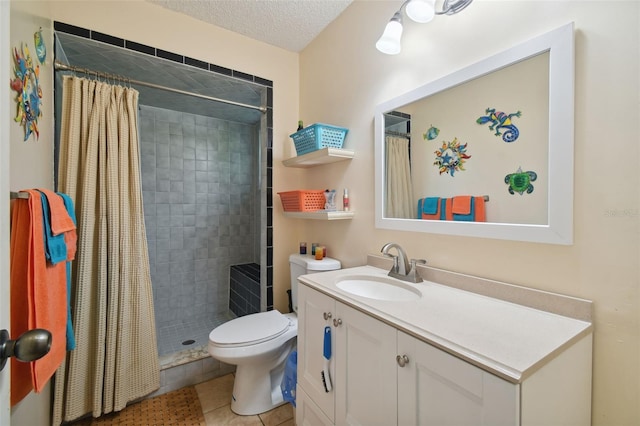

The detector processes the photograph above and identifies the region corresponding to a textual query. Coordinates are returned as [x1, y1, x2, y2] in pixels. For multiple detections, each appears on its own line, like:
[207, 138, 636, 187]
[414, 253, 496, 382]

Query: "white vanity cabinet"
[298, 284, 397, 425]
[297, 278, 592, 426]
[396, 332, 517, 425]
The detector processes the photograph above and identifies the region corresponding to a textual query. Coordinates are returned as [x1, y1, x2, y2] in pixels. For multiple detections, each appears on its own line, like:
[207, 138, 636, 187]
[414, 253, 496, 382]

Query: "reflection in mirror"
[375, 23, 574, 244]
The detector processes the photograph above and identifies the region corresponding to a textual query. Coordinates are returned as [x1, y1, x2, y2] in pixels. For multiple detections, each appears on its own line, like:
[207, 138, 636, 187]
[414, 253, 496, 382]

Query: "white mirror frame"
[375, 22, 574, 245]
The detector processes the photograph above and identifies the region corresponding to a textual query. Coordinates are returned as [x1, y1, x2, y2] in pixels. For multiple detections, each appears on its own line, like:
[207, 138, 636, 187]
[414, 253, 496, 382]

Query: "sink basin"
[336, 274, 421, 301]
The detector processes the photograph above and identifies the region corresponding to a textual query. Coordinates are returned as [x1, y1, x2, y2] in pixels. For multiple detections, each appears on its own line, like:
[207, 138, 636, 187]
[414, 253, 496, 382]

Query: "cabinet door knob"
[323, 312, 332, 320]
[396, 354, 409, 367]
[333, 318, 342, 327]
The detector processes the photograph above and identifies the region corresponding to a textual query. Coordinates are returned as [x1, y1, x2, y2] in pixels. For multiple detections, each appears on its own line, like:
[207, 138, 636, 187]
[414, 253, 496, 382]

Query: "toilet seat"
[209, 310, 292, 347]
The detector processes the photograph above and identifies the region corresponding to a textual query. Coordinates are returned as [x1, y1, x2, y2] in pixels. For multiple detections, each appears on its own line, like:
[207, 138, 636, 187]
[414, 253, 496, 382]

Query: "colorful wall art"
[476, 108, 522, 142]
[10, 40, 43, 141]
[423, 125, 439, 141]
[433, 138, 471, 177]
[505, 167, 537, 195]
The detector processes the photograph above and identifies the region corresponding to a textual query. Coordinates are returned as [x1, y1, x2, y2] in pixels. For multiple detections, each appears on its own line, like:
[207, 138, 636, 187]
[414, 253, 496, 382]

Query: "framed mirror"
[374, 23, 574, 245]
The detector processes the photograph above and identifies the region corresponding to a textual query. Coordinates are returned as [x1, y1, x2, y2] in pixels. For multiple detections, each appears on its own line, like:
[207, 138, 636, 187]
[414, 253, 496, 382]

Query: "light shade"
[405, 0, 436, 23]
[376, 13, 403, 55]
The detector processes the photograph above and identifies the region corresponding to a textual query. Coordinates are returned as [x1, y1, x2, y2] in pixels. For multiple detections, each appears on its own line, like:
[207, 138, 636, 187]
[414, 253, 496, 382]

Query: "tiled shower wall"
[139, 105, 260, 330]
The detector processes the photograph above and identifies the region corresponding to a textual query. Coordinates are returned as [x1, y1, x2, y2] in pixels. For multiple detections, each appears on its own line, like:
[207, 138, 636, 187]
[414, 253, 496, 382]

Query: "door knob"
[396, 354, 409, 367]
[0, 328, 52, 372]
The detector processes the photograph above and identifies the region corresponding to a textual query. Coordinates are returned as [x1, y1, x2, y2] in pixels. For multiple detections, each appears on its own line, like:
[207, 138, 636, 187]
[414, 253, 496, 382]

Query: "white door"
[334, 302, 397, 426]
[0, 0, 12, 423]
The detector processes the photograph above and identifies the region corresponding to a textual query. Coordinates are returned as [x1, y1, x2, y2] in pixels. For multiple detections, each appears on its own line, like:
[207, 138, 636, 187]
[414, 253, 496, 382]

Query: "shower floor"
[156, 312, 235, 357]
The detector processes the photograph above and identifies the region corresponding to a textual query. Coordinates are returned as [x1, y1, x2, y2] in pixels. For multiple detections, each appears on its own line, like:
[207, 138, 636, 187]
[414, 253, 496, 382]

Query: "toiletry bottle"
[297, 120, 304, 131]
[343, 188, 350, 211]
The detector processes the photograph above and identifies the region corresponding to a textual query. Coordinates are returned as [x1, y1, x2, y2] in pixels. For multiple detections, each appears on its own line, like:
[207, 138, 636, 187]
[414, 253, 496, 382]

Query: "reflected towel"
[421, 197, 440, 220]
[452, 196, 487, 222]
[452, 195, 472, 215]
[453, 197, 476, 221]
[441, 198, 454, 221]
[10, 189, 67, 406]
[473, 196, 486, 222]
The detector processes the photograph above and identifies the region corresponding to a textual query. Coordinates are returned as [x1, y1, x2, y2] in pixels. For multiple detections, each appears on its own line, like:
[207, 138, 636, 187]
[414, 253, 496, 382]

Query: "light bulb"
[376, 13, 403, 55]
[406, 0, 436, 23]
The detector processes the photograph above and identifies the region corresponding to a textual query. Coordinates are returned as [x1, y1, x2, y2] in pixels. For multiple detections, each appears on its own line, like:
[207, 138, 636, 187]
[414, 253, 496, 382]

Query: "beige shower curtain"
[52, 75, 159, 424]
[385, 135, 415, 218]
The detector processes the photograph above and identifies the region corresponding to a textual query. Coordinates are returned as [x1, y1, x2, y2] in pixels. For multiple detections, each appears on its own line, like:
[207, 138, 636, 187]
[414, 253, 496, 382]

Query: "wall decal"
[505, 166, 537, 195]
[423, 125, 440, 141]
[476, 108, 522, 142]
[10, 43, 42, 141]
[34, 27, 47, 64]
[434, 138, 471, 177]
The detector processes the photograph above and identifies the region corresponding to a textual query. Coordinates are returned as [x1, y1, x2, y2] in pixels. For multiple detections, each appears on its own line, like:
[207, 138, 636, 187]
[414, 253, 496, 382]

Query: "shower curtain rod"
[54, 61, 267, 114]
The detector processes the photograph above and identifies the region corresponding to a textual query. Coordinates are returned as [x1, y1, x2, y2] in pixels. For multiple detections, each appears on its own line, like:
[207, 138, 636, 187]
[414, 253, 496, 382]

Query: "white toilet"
[208, 253, 341, 415]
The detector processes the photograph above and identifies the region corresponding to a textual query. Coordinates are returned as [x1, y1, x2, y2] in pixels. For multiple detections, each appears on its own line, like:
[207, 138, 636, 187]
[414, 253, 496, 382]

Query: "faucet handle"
[410, 259, 427, 267]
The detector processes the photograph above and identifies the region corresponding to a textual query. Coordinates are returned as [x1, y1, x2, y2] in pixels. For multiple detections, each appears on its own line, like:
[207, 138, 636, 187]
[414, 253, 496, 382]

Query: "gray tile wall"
[140, 105, 260, 330]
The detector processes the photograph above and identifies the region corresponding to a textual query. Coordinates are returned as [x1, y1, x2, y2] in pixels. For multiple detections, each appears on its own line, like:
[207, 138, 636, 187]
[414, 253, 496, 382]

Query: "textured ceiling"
[147, 0, 353, 52]
[55, 1, 353, 123]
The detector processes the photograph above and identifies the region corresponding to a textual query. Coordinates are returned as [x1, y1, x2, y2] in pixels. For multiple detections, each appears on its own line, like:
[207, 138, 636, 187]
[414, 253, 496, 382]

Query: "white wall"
[9, 2, 54, 424]
[299, 1, 639, 424]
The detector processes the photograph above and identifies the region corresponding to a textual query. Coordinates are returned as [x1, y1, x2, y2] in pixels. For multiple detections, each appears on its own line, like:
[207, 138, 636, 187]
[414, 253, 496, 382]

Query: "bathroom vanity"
[296, 257, 592, 426]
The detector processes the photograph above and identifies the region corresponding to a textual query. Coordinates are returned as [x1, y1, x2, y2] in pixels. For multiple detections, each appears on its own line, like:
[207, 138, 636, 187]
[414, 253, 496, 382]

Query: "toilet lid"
[209, 310, 291, 346]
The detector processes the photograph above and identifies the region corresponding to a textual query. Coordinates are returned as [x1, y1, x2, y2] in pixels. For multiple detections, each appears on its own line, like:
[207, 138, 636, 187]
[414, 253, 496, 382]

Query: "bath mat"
[72, 386, 205, 426]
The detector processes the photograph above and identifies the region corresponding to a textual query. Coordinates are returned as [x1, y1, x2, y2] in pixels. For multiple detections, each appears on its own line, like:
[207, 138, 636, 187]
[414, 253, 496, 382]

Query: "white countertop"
[298, 265, 592, 383]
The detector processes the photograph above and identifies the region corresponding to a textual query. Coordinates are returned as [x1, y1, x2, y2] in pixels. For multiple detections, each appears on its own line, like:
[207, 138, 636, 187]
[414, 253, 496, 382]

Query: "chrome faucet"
[380, 243, 426, 283]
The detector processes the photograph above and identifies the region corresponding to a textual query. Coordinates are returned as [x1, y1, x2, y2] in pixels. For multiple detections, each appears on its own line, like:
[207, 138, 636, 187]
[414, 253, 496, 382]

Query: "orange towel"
[474, 196, 487, 222]
[10, 189, 67, 406]
[37, 188, 75, 235]
[443, 198, 454, 221]
[452, 195, 472, 215]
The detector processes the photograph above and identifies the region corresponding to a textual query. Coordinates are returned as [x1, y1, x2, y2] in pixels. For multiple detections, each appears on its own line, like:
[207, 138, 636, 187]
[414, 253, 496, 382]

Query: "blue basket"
[290, 123, 348, 155]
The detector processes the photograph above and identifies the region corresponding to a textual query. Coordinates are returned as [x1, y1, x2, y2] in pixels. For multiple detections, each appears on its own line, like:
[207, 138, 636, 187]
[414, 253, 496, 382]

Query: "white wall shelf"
[283, 211, 354, 220]
[282, 148, 354, 168]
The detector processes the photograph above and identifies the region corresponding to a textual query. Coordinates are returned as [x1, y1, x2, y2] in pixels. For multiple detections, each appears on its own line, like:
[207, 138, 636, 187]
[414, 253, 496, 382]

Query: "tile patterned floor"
[195, 374, 294, 426]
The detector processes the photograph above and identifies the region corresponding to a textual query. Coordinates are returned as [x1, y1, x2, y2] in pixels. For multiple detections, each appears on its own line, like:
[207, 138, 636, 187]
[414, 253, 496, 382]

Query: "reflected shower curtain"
[385, 135, 415, 218]
[53, 76, 159, 424]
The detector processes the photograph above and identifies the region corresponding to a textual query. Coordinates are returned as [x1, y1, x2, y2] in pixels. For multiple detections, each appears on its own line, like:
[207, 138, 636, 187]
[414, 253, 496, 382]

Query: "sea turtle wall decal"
[505, 167, 537, 195]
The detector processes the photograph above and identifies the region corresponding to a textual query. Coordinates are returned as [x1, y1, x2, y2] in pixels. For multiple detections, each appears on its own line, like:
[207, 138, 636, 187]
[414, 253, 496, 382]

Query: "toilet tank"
[289, 254, 341, 313]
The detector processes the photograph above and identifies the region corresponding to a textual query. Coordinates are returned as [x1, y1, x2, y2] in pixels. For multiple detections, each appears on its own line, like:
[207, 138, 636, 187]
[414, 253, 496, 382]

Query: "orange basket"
[278, 190, 326, 212]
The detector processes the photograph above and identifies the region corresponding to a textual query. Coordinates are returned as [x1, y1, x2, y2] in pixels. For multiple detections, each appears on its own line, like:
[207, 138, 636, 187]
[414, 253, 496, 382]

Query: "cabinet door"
[397, 332, 518, 426]
[297, 386, 334, 426]
[334, 302, 397, 426]
[298, 285, 337, 422]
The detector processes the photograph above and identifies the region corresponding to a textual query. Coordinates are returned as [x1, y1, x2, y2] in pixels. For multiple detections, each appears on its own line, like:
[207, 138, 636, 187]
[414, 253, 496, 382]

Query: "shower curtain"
[52, 75, 159, 424]
[385, 135, 415, 218]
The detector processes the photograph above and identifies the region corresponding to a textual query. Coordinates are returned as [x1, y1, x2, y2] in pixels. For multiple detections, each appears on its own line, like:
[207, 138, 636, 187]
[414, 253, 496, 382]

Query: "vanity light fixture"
[376, 0, 474, 55]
